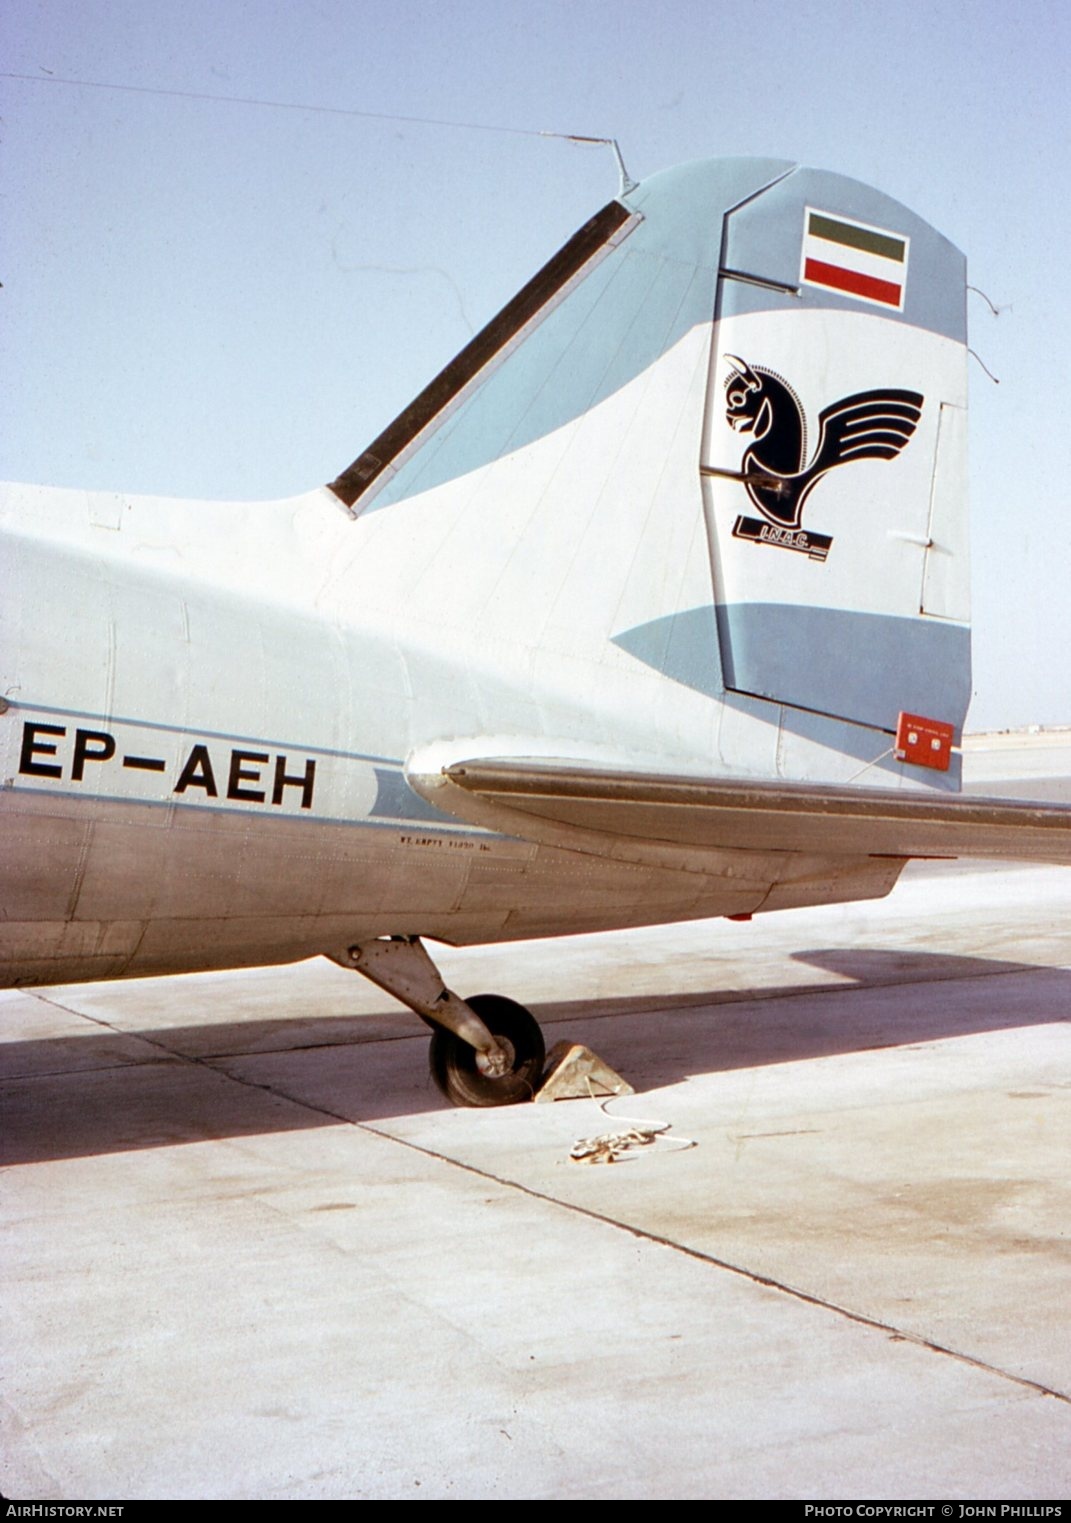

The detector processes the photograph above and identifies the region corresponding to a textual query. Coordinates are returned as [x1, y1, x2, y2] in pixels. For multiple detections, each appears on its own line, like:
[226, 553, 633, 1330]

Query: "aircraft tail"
[328, 158, 970, 789]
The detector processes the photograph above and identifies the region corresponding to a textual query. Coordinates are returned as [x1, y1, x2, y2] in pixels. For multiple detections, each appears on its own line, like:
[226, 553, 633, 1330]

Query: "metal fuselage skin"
[4, 475, 906, 987]
[0, 159, 971, 988]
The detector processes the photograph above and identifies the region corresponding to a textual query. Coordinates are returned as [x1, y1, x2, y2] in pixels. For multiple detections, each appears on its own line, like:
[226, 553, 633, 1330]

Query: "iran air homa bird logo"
[722, 356, 924, 561]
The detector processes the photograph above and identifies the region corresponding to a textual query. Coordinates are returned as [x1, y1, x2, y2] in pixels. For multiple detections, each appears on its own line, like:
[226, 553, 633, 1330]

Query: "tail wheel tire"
[429, 993, 545, 1107]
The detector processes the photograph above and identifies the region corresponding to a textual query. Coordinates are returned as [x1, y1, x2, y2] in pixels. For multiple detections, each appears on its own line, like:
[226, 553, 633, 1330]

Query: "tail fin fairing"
[329, 199, 636, 509]
[329, 159, 794, 516]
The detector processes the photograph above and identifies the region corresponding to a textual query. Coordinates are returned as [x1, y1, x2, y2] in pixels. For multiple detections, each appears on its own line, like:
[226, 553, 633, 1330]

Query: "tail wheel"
[429, 993, 545, 1108]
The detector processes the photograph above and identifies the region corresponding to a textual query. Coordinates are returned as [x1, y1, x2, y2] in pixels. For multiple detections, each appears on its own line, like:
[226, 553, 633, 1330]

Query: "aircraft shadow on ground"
[3, 946, 1068, 1163]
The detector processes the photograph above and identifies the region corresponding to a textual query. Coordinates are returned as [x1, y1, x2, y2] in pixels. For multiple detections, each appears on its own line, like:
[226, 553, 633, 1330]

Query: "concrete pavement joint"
[1, 1059, 181, 1082]
[352, 1118, 1071, 1409]
[24, 987, 166, 1035]
[17, 983, 1071, 1411]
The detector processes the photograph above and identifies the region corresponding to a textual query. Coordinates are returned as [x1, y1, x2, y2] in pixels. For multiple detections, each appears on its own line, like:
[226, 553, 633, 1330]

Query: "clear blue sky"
[3, 0, 1069, 730]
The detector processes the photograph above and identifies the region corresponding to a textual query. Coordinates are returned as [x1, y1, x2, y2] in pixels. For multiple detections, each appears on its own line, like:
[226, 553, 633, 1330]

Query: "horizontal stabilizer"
[409, 756, 1071, 867]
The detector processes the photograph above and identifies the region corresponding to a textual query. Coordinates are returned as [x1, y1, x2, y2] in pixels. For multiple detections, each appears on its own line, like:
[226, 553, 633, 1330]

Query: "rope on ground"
[569, 1082, 697, 1164]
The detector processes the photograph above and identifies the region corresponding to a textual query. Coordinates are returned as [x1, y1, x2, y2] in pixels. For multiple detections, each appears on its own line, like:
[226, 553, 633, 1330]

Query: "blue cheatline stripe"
[370, 765, 479, 827]
[613, 603, 967, 788]
[611, 605, 722, 699]
[714, 602, 971, 737]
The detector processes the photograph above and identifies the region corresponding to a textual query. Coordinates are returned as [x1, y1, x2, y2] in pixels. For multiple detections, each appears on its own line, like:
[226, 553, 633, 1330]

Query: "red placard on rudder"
[895, 712, 954, 772]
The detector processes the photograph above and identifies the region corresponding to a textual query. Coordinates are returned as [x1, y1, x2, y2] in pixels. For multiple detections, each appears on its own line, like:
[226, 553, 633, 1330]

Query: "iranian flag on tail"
[801, 208, 909, 311]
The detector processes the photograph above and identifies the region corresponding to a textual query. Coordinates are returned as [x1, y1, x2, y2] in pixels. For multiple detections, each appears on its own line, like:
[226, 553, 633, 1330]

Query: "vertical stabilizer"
[324, 159, 969, 784]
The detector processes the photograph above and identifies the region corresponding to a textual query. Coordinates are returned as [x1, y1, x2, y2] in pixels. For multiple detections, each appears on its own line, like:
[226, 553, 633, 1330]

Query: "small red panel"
[895, 711, 954, 772]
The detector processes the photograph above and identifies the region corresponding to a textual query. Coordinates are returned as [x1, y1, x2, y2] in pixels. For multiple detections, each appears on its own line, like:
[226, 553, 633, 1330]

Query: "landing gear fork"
[344, 936, 545, 1107]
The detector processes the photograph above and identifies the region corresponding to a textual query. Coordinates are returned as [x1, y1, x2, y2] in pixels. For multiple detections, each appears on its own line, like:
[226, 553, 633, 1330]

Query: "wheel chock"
[534, 1041, 634, 1103]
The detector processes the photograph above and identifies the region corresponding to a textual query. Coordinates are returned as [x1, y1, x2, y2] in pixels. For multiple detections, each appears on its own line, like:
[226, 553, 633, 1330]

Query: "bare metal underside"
[0, 788, 906, 988]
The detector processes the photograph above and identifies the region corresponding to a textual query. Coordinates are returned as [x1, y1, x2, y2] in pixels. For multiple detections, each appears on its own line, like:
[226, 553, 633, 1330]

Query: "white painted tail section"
[323, 158, 972, 784]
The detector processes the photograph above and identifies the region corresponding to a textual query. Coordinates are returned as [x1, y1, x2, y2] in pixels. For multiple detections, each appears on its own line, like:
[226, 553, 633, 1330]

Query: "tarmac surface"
[2, 734, 1069, 1500]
